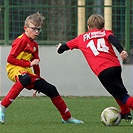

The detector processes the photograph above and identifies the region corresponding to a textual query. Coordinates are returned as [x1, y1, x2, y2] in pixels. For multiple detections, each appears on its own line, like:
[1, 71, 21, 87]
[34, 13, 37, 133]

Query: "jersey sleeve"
[108, 35, 124, 53]
[33, 65, 40, 76]
[105, 30, 124, 53]
[57, 44, 70, 54]
[7, 39, 31, 67]
[105, 30, 114, 38]
[66, 35, 80, 50]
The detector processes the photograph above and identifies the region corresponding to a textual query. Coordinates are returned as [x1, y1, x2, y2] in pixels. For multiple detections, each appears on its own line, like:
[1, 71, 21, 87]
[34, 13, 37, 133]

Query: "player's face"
[24, 23, 42, 40]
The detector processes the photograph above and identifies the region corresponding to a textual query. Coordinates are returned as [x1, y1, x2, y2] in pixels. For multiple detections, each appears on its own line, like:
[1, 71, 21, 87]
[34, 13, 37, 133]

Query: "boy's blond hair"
[24, 12, 45, 27]
[87, 14, 104, 29]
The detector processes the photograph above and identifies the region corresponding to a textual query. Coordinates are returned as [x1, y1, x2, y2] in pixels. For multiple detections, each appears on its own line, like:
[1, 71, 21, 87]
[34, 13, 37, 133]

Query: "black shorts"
[98, 66, 128, 100]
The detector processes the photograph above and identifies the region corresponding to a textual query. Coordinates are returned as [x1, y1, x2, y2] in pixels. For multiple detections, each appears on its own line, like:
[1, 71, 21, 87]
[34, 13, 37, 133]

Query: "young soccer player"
[57, 14, 133, 122]
[0, 12, 83, 124]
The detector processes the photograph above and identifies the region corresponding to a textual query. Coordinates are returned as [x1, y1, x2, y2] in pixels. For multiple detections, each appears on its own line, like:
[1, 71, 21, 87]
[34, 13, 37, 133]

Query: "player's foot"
[0, 106, 5, 124]
[121, 113, 132, 120]
[62, 117, 84, 124]
[131, 119, 133, 125]
[129, 113, 133, 125]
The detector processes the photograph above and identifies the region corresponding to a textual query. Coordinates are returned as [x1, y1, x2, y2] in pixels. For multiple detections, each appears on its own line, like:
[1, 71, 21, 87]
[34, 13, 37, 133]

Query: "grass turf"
[0, 96, 133, 133]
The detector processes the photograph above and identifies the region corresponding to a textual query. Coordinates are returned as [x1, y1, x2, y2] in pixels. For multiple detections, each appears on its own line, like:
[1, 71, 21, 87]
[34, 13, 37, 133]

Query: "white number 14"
[86, 38, 109, 56]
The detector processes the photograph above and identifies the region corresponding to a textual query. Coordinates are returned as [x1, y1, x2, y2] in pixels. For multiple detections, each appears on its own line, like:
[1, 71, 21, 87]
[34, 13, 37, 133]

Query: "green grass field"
[0, 96, 133, 133]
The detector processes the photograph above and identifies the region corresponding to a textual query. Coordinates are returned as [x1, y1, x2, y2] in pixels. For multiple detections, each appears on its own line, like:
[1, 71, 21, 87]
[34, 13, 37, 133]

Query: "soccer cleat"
[121, 113, 132, 120]
[62, 117, 84, 124]
[0, 106, 5, 124]
[131, 119, 133, 125]
[130, 112, 133, 125]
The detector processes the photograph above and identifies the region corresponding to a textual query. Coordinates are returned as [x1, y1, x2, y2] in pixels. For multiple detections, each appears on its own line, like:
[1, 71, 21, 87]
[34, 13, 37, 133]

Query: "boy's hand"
[30, 59, 40, 67]
[120, 50, 128, 60]
[32, 90, 40, 98]
[57, 43, 62, 51]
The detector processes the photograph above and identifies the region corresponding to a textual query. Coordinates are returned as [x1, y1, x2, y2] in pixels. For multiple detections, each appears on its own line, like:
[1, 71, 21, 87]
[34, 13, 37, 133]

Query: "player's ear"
[87, 25, 90, 30]
[24, 26, 27, 30]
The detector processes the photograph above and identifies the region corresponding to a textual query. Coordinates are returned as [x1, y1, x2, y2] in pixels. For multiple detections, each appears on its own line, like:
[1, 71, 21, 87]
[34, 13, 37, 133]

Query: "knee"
[19, 74, 31, 87]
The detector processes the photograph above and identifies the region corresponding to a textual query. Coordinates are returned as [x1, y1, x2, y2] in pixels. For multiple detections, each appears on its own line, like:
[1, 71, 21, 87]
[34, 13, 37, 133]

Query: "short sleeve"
[105, 30, 114, 38]
[66, 35, 81, 50]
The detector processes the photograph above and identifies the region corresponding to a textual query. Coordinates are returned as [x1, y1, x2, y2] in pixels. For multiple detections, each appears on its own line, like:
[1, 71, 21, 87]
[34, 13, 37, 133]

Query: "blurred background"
[0, 0, 132, 96]
[0, 0, 132, 59]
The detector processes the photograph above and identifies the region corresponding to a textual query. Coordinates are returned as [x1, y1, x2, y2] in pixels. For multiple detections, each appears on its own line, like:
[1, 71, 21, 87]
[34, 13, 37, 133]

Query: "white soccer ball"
[101, 107, 121, 126]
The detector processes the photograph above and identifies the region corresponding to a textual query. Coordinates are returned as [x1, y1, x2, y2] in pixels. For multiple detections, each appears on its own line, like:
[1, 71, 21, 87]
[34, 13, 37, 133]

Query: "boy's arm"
[33, 65, 40, 76]
[108, 35, 128, 60]
[7, 54, 31, 67]
[57, 43, 70, 54]
[7, 39, 31, 67]
[108, 35, 124, 53]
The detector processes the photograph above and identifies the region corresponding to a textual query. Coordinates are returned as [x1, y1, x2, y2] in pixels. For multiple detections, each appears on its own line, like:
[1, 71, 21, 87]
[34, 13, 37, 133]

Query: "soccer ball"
[101, 107, 121, 126]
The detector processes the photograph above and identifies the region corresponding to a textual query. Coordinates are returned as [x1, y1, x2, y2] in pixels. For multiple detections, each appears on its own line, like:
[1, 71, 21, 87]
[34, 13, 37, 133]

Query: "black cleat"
[121, 113, 132, 120]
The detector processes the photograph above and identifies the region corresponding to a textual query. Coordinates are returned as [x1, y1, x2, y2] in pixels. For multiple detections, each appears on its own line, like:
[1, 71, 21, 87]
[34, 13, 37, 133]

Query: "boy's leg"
[0, 73, 31, 123]
[126, 97, 133, 110]
[0, 81, 24, 123]
[51, 95, 71, 120]
[98, 67, 132, 120]
[51, 95, 83, 124]
[124, 97, 133, 124]
[1, 81, 24, 108]
[116, 99, 131, 120]
[34, 79, 83, 124]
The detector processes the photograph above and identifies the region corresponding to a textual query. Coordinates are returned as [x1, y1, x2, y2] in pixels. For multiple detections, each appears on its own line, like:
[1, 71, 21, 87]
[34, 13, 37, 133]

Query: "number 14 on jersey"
[86, 38, 109, 56]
